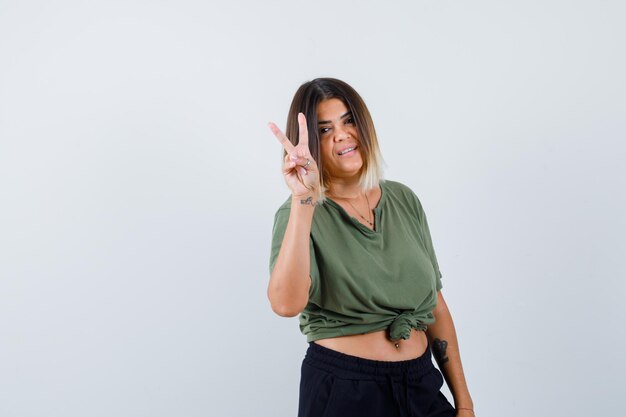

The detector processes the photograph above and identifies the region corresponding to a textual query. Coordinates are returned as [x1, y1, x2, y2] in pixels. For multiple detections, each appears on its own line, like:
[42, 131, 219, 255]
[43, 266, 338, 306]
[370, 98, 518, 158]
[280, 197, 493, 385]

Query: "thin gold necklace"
[335, 192, 373, 227]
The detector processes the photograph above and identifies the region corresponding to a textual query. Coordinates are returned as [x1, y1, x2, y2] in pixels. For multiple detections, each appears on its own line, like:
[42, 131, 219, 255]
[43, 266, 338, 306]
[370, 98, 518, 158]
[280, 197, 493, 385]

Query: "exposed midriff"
[313, 328, 429, 361]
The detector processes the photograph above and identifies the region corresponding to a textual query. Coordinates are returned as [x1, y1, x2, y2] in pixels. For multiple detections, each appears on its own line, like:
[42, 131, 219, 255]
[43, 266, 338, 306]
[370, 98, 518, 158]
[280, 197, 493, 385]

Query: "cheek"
[321, 144, 334, 163]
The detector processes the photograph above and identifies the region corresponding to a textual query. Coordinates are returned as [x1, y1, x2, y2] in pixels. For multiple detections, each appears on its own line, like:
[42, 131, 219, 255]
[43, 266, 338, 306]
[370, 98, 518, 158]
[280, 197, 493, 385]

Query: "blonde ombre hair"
[284, 78, 384, 203]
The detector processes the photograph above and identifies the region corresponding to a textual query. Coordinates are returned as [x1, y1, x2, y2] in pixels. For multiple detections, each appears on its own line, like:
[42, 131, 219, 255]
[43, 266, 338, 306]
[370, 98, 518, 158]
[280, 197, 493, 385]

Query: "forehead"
[316, 98, 349, 122]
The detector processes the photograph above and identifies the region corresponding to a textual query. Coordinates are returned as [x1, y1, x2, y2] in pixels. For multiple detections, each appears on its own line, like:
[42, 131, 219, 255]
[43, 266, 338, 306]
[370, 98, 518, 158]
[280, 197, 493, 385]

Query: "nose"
[333, 125, 350, 142]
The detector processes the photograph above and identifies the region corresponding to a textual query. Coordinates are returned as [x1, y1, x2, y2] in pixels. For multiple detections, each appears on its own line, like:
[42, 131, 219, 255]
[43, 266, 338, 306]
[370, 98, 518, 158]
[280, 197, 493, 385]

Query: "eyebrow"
[318, 111, 352, 125]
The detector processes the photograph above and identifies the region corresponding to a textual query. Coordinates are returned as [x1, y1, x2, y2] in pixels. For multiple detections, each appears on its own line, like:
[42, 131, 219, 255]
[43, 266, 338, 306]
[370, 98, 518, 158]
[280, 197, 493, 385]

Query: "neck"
[326, 178, 363, 199]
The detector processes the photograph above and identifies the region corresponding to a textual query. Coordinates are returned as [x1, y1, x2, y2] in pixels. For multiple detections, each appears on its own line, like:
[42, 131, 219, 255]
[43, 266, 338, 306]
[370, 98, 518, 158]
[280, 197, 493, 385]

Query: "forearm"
[426, 293, 473, 410]
[267, 193, 316, 316]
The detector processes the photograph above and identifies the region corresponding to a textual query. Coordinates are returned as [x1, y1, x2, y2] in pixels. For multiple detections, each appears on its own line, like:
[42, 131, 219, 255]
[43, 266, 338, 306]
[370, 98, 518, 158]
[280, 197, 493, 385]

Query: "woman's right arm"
[268, 192, 315, 316]
[267, 113, 320, 317]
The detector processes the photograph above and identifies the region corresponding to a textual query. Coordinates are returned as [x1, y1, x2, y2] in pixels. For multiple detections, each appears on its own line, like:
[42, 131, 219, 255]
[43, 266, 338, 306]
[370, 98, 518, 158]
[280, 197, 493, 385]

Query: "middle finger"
[297, 113, 309, 147]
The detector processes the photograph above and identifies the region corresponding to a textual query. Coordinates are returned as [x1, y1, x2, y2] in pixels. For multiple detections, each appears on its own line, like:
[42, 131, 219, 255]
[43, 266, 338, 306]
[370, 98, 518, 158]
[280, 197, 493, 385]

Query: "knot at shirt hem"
[389, 311, 433, 341]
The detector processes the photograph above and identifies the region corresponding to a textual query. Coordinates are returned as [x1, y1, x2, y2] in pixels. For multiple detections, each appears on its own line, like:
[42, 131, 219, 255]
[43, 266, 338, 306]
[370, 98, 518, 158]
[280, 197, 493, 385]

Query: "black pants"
[298, 339, 456, 417]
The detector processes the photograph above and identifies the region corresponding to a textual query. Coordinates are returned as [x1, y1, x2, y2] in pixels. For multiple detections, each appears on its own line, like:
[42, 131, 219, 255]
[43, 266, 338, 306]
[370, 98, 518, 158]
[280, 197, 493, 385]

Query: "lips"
[337, 145, 358, 155]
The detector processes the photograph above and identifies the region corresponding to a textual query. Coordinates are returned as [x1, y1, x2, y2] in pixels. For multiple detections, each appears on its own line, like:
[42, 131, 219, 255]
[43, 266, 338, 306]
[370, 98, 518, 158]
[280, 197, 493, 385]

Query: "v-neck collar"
[325, 182, 387, 234]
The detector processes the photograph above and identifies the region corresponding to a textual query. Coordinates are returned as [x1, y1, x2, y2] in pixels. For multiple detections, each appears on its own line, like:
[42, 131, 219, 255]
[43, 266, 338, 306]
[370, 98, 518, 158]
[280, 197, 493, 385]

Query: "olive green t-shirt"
[269, 180, 443, 343]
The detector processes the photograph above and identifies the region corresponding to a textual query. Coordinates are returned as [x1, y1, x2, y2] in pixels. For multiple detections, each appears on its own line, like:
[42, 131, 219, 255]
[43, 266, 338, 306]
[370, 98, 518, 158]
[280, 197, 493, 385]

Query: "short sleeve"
[416, 199, 444, 291]
[269, 206, 320, 296]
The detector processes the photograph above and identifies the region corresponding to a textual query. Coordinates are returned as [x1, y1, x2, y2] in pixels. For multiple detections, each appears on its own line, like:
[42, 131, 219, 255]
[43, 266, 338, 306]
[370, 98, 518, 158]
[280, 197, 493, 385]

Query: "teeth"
[339, 147, 354, 155]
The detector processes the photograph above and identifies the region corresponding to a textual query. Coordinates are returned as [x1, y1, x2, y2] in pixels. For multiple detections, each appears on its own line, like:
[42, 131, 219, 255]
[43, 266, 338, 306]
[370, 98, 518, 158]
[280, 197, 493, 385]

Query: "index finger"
[297, 112, 309, 147]
[268, 122, 296, 155]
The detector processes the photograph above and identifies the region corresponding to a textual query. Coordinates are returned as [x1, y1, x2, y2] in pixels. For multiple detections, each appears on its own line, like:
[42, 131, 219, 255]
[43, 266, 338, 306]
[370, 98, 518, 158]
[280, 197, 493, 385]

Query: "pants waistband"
[304, 338, 434, 381]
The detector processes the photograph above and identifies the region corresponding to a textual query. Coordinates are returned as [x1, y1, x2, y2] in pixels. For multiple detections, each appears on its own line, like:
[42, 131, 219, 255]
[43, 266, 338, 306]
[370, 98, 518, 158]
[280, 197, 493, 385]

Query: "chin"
[326, 159, 364, 179]
[339, 167, 364, 179]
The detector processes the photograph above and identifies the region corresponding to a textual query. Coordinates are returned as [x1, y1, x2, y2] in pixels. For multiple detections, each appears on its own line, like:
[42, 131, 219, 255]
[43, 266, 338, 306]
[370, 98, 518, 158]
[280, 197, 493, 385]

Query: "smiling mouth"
[338, 146, 358, 155]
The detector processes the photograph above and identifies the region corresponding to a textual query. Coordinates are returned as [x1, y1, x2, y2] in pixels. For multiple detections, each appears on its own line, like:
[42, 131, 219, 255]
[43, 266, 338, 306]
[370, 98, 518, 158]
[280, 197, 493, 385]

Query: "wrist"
[291, 192, 318, 206]
[454, 394, 473, 410]
[455, 401, 474, 410]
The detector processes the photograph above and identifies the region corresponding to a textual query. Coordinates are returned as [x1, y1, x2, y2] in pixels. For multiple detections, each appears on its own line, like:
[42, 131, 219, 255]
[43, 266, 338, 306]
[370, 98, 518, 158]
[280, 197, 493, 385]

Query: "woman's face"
[316, 98, 363, 182]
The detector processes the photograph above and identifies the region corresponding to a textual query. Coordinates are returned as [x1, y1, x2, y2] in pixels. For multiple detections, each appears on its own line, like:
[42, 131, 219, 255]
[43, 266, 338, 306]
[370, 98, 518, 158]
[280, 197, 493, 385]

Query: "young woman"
[268, 78, 474, 417]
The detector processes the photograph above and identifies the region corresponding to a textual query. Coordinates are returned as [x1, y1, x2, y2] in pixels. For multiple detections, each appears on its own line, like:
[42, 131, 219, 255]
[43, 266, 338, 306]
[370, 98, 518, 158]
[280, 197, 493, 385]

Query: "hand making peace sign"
[268, 113, 320, 198]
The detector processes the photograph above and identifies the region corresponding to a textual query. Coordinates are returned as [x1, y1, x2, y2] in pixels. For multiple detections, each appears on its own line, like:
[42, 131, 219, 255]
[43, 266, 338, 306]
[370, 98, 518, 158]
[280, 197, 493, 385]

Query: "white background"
[1, 1, 624, 416]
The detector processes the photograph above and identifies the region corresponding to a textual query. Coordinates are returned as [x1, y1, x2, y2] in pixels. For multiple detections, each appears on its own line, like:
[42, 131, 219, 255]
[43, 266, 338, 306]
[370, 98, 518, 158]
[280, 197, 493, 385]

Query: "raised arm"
[267, 113, 320, 317]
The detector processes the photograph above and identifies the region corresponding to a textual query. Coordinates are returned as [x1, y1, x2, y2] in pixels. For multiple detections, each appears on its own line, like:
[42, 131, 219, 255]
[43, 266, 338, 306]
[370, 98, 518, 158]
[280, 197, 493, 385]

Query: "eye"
[345, 117, 355, 125]
[320, 127, 331, 134]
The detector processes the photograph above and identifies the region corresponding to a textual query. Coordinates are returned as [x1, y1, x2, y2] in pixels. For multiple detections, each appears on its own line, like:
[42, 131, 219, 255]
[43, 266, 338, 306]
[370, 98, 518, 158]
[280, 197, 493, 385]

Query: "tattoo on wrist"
[300, 196, 313, 205]
[432, 338, 449, 365]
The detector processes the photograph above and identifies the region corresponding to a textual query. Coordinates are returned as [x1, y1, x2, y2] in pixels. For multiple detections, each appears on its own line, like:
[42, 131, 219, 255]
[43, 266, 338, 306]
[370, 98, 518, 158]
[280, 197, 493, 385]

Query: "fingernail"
[290, 155, 298, 161]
